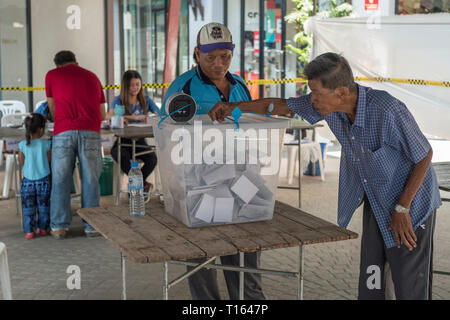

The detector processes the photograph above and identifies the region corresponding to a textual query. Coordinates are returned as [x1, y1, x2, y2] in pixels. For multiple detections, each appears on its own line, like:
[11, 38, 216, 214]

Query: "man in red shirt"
[46, 50, 106, 239]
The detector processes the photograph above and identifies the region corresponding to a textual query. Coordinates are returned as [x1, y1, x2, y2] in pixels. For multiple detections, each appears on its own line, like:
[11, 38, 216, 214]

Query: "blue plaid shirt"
[287, 84, 442, 248]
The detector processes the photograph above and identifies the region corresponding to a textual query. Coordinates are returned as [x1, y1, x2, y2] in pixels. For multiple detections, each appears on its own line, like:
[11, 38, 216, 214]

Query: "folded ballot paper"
[185, 163, 274, 225]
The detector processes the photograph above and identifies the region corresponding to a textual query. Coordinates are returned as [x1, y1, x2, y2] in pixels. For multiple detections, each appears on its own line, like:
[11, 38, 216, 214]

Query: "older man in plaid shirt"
[209, 52, 442, 300]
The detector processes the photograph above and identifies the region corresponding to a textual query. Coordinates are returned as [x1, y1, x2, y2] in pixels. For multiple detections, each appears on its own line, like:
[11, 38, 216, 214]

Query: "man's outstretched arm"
[208, 98, 291, 122]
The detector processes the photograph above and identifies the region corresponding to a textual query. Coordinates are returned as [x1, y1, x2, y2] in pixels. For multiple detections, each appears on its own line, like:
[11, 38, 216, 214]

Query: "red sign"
[275, 8, 281, 43]
[365, 0, 379, 10]
[254, 31, 260, 54]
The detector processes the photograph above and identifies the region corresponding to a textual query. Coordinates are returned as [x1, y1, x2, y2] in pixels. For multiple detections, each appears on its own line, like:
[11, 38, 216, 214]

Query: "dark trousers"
[187, 252, 266, 300]
[358, 197, 436, 300]
[110, 138, 157, 181]
[20, 175, 51, 233]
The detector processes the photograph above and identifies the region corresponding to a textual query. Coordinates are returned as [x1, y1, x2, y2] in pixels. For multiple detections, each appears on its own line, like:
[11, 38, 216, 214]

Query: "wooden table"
[78, 199, 358, 300]
[0, 128, 31, 221]
[278, 119, 324, 208]
[433, 162, 450, 202]
[0, 126, 148, 217]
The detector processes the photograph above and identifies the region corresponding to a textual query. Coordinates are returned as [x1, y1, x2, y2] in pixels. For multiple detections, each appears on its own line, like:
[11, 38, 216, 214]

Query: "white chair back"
[0, 113, 28, 128]
[0, 100, 27, 116]
[0, 242, 13, 300]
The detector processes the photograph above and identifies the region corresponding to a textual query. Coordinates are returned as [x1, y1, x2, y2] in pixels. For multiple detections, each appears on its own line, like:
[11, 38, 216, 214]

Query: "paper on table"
[243, 169, 266, 188]
[208, 185, 234, 223]
[242, 168, 274, 200]
[127, 123, 153, 127]
[250, 195, 271, 207]
[238, 204, 269, 219]
[213, 198, 234, 222]
[256, 183, 273, 200]
[187, 194, 202, 217]
[230, 175, 258, 204]
[187, 185, 217, 197]
[193, 193, 215, 223]
[202, 165, 236, 185]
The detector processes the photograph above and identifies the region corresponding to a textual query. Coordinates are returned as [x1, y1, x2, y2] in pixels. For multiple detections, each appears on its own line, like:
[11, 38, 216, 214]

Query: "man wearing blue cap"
[162, 22, 265, 300]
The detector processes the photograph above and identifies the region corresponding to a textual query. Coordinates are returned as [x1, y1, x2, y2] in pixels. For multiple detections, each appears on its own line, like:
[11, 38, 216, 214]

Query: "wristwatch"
[395, 204, 410, 214]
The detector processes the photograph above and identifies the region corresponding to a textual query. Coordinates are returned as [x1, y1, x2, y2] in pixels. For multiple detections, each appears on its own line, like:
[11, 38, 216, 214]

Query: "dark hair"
[303, 52, 357, 92]
[120, 70, 147, 115]
[54, 50, 77, 66]
[193, 51, 199, 65]
[24, 113, 46, 145]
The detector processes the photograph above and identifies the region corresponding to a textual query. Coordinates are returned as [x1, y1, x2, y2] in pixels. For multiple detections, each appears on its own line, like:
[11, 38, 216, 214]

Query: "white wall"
[31, 0, 106, 104]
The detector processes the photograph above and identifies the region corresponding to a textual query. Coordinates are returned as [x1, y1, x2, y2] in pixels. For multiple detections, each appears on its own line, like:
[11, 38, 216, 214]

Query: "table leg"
[132, 139, 136, 161]
[298, 246, 304, 300]
[115, 138, 121, 206]
[121, 252, 127, 300]
[13, 150, 18, 214]
[239, 252, 244, 300]
[311, 128, 317, 175]
[163, 262, 169, 300]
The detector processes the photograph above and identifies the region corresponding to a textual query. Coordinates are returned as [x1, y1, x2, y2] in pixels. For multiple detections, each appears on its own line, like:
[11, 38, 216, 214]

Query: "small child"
[18, 113, 52, 239]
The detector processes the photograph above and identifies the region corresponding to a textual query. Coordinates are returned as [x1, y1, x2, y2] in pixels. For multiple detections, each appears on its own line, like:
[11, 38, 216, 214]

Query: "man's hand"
[208, 102, 234, 123]
[388, 212, 417, 251]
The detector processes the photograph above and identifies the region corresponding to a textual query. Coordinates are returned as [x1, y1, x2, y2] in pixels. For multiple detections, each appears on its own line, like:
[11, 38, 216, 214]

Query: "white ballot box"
[151, 114, 290, 227]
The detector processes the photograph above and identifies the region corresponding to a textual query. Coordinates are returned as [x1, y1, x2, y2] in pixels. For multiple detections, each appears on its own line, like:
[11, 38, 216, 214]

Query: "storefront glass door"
[0, 0, 29, 110]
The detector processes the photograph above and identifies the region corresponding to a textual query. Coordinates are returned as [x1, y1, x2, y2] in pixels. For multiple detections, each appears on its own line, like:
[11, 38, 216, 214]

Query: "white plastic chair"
[0, 242, 13, 300]
[0, 101, 26, 167]
[1, 114, 28, 200]
[0, 100, 26, 116]
[285, 139, 325, 184]
[0, 113, 28, 127]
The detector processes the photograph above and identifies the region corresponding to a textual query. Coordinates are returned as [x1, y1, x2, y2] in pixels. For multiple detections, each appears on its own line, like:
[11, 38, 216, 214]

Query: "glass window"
[152, 8, 165, 101]
[227, 0, 242, 76]
[122, 0, 155, 98]
[244, 0, 261, 99]
[0, 0, 29, 111]
[398, 0, 450, 14]
[177, 0, 189, 76]
[264, 0, 283, 98]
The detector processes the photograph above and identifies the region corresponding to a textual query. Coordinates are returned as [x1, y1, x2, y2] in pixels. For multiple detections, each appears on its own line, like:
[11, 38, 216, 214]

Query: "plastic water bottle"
[129, 162, 145, 216]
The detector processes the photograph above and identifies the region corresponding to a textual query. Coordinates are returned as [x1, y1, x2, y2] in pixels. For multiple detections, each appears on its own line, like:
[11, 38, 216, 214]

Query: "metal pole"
[297, 129, 301, 208]
[132, 139, 136, 161]
[163, 261, 169, 300]
[169, 260, 298, 277]
[298, 246, 304, 300]
[311, 128, 317, 175]
[168, 256, 217, 290]
[239, 252, 244, 300]
[115, 137, 121, 205]
[13, 150, 19, 216]
[121, 253, 127, 300]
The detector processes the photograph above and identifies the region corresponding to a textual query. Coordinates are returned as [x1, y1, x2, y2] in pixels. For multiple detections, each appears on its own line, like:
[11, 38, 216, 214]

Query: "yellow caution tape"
[1, 77, 449, 91]
[245, 77, 307, 85]
[355, 77, 450, 88]
[0, 86, 46, 91]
